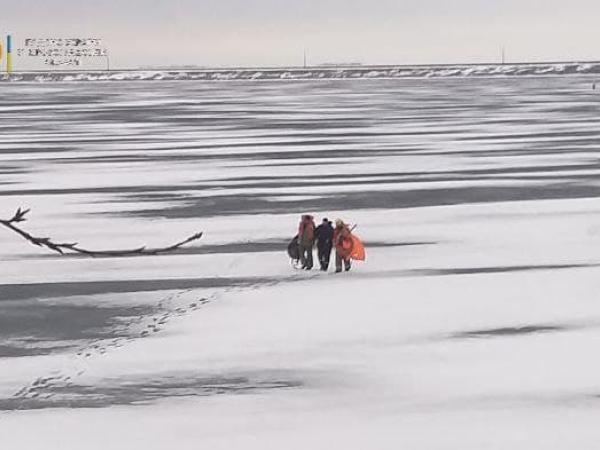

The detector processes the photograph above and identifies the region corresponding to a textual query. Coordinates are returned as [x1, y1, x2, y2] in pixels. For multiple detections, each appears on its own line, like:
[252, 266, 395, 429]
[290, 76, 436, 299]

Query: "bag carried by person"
[287, 235, 300, 262]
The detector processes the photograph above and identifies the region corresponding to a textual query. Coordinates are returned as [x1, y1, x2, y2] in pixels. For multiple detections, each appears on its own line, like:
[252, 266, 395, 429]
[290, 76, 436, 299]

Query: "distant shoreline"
[2, 61, 600, 82]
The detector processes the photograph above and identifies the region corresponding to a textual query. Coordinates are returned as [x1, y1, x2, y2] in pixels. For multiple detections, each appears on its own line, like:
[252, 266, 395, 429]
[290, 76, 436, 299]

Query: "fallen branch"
[0, 207, 203, 257]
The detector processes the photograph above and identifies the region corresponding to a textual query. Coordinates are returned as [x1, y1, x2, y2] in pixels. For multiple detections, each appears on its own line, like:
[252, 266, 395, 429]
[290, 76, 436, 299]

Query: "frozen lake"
[2, 76, 600, 448]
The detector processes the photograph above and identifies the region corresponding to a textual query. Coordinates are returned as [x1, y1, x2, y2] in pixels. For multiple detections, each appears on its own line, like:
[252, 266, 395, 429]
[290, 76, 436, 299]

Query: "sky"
[2, 0, 600, 69]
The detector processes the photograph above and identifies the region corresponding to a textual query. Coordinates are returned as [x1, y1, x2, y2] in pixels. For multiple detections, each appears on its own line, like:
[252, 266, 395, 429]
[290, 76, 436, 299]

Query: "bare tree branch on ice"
[0, 207, 203, 257]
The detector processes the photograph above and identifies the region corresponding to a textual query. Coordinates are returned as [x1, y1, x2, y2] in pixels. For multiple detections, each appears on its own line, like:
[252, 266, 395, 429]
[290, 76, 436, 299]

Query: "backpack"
[287, 235, 300, 261]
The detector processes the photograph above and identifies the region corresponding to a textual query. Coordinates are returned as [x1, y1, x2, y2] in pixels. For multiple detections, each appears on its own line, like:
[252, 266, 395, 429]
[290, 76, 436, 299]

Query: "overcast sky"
[2, 0, 600, 68]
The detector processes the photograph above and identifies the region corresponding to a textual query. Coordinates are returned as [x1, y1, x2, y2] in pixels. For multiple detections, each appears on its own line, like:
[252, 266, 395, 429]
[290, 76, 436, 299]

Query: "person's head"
[322, 218, 329, 224]
[335, 219, 344, 228]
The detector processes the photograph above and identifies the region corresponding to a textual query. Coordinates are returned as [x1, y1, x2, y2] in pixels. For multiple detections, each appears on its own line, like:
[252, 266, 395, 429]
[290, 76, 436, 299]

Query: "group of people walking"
[295, 214, 361, 273]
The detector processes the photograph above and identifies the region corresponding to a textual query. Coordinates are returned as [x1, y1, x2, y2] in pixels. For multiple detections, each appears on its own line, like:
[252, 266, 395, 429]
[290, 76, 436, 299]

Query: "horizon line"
[6, 58, 600, 74]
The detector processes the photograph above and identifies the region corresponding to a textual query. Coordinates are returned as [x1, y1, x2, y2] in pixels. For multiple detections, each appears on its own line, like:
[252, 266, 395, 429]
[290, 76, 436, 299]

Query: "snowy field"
[2, 76, 600, 448]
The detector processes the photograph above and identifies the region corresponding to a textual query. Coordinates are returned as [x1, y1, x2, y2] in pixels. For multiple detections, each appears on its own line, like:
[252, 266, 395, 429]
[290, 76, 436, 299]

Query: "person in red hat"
[298, 214, 316, 270]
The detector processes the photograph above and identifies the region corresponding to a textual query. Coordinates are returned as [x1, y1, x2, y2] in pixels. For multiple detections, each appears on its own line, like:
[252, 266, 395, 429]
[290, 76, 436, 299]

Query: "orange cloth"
[349, 234, 366, 261]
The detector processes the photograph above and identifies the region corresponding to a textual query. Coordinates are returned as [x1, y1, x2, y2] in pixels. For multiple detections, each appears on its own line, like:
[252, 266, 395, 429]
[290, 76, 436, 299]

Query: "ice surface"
[2, 76, 600, 448]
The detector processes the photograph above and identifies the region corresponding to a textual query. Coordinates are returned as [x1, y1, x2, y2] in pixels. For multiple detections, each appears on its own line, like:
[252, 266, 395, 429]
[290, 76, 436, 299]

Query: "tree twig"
[0, 207, 203, 257]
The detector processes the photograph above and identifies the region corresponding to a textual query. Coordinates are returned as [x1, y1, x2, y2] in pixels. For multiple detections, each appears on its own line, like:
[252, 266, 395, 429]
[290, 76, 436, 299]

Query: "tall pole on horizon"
[6, 34, 12, 73]
[501, 46, 506, 65]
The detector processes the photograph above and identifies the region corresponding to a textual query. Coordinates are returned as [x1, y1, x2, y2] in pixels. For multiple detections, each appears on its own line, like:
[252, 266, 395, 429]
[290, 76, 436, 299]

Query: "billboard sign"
[15, 38, 108, 69]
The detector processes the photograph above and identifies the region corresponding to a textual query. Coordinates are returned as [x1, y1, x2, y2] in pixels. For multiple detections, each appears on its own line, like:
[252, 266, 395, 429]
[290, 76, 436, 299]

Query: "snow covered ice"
[2, 75, 600, 448]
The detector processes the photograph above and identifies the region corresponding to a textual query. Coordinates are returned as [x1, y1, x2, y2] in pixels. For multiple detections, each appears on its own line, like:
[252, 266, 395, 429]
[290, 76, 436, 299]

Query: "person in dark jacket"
[314, 218, 334, 271]
[298, 214, 316, 270]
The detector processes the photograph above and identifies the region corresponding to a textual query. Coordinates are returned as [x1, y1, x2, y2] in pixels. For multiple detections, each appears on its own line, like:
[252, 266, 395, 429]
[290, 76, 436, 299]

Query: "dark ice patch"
[451, 325, 568, 339]
[420, 263, 598, 276]
[6, 164, 598, 198]
[0, 165, 27, 175]
[1, 373, 303, 411]
[0, 300, 154, 358]
[122, 184, 600, 219]
[0, 343, 74, 358]
[23, 240, 435, 260]
[0, 277, 277, 302]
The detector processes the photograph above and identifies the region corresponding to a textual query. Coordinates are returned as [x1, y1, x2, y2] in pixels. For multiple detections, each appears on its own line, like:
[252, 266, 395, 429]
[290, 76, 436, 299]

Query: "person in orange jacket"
[333, 219, 353, 273]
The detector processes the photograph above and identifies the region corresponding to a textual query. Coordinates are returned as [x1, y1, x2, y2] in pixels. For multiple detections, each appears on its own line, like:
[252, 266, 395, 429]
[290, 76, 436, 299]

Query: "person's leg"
[299, 244, 307, 268]
[305, 246, 313, 269]
[335, 252, 342, 273]
[323, 245, 332, 271]
[344, 258, 352, 272]
[317, 246, 325, 270]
